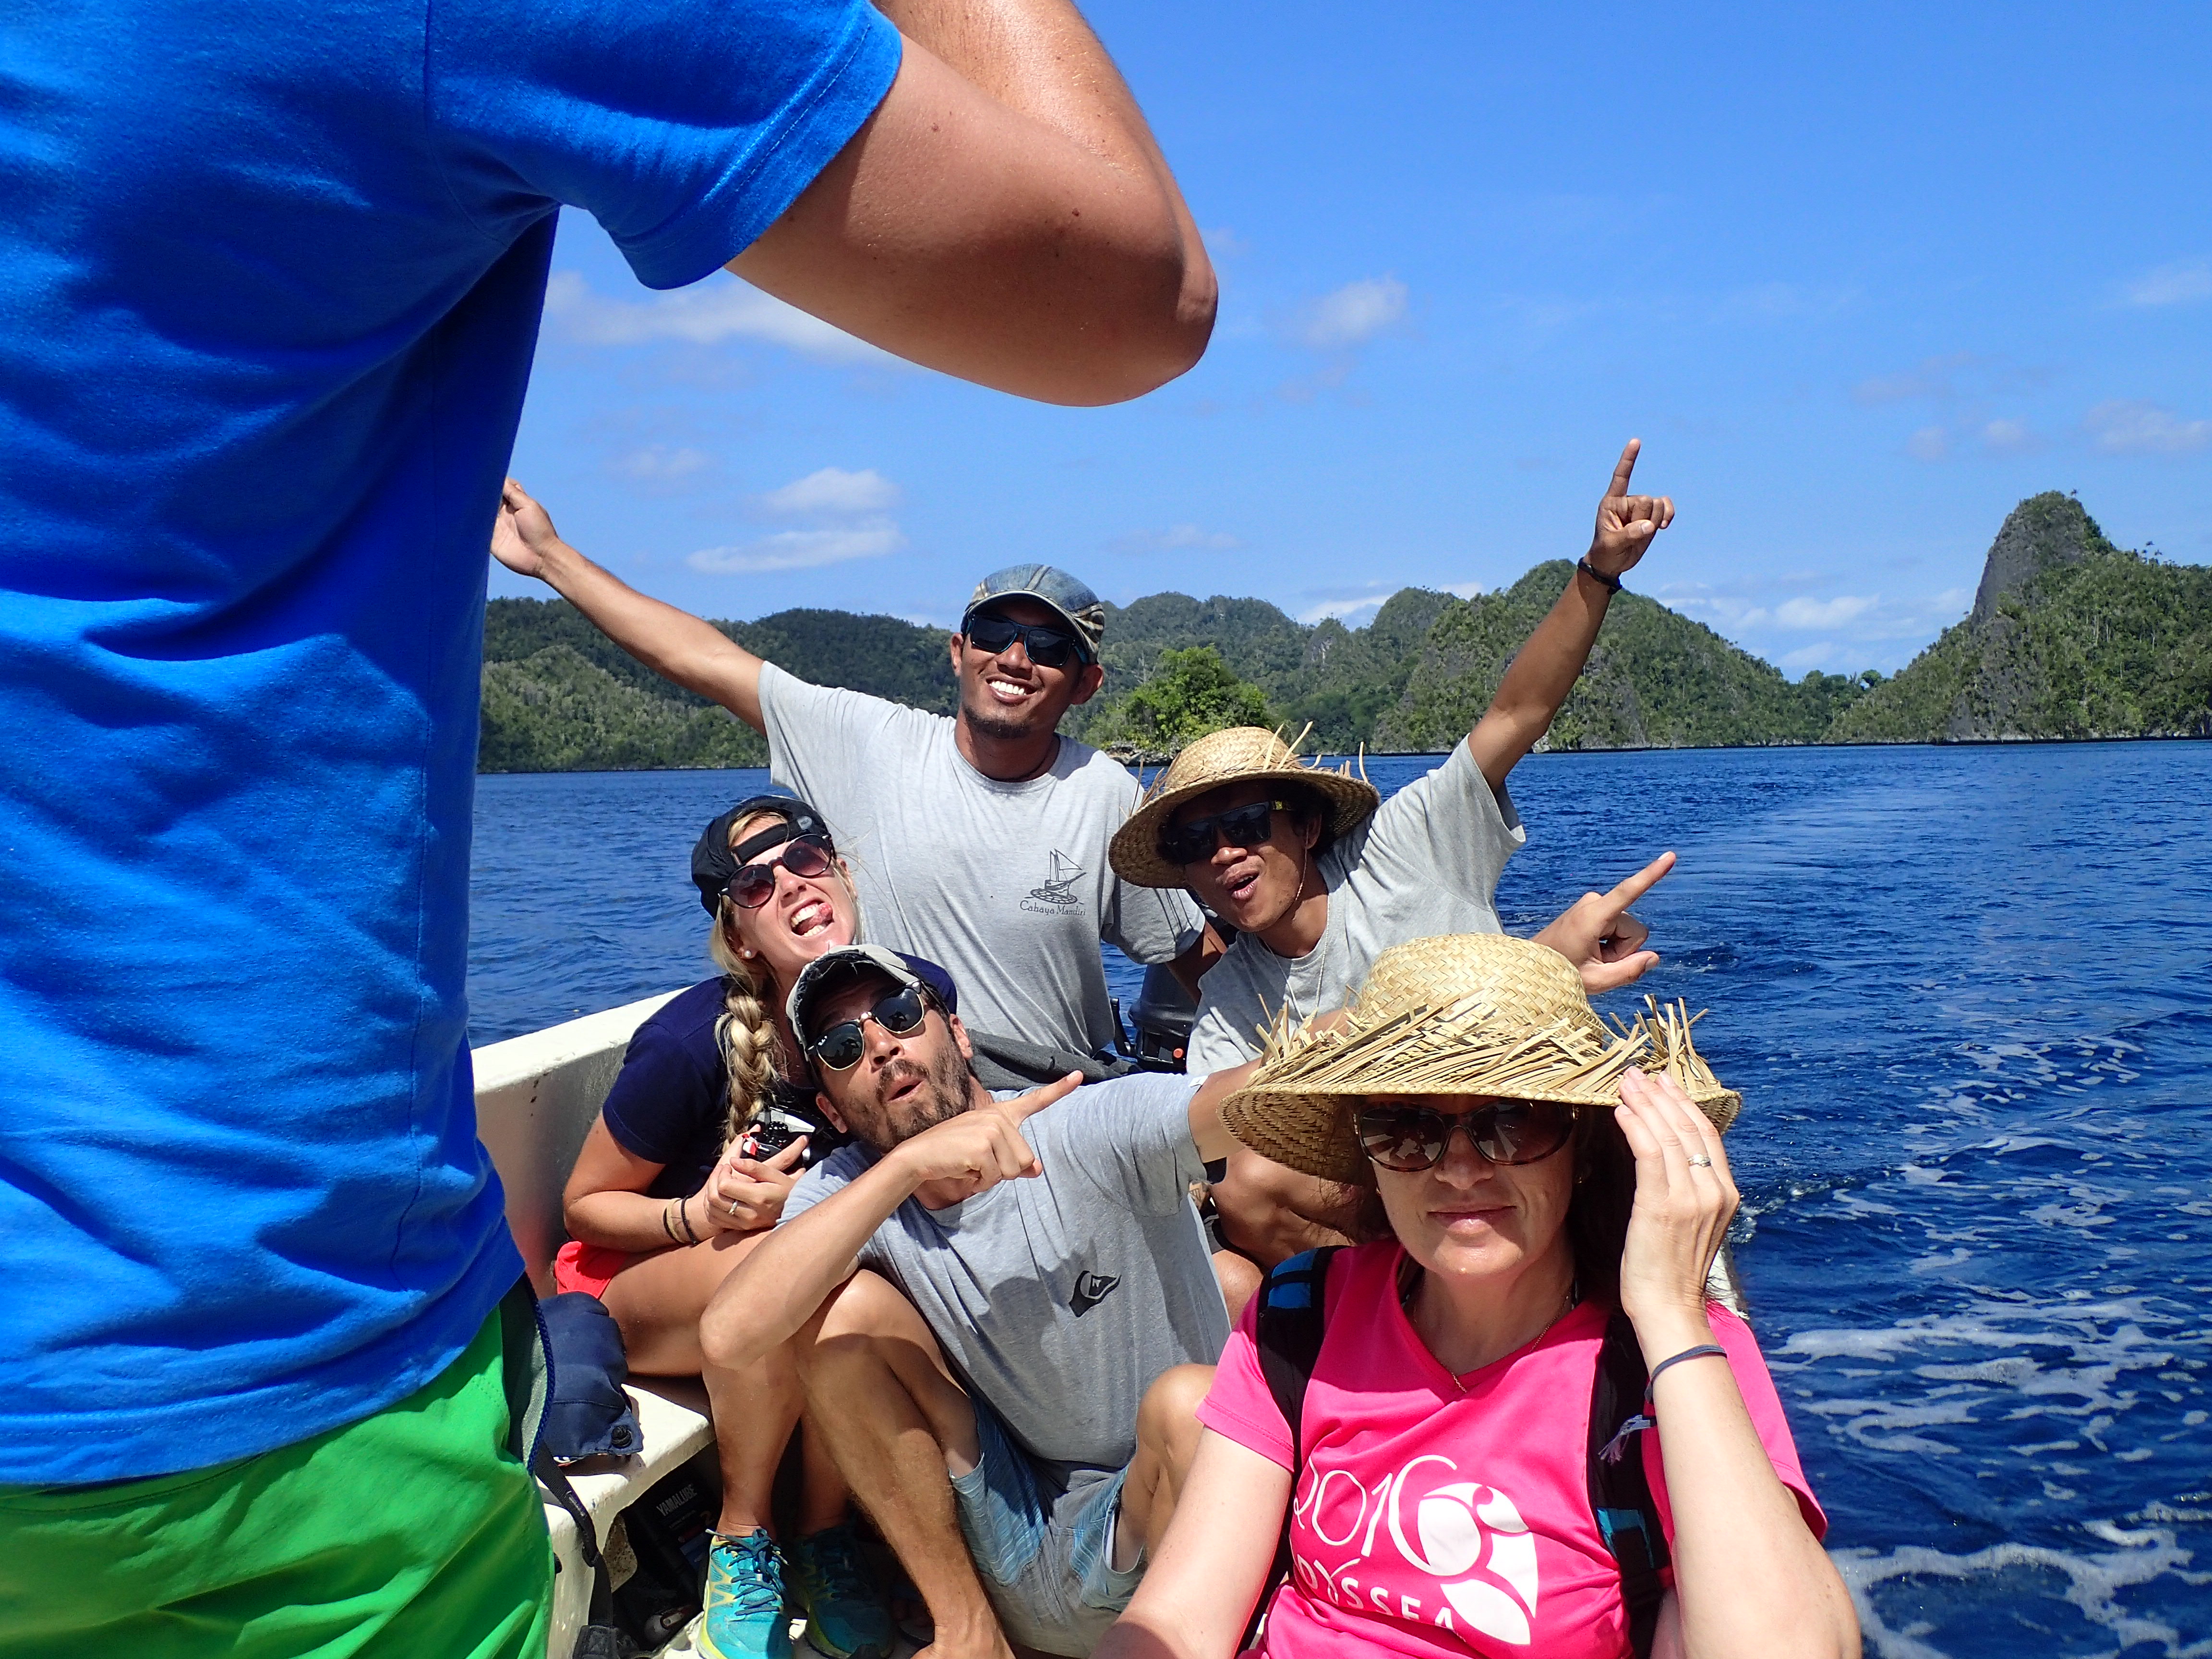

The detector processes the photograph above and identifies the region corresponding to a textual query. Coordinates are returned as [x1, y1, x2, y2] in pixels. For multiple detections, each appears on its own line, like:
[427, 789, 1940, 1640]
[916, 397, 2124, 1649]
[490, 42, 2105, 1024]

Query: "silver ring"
[1686, 1154, 1714, 1168]
[729, 1199, 742, 1216]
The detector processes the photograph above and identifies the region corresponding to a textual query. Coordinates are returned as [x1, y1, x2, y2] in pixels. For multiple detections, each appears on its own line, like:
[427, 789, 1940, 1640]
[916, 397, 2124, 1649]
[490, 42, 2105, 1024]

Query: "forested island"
[480, 493, 2211, 771]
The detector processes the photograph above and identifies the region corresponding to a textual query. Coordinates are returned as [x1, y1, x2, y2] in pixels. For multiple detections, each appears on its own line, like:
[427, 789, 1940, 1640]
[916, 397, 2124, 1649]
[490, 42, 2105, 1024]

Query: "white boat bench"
[474, 990, 697, 1659]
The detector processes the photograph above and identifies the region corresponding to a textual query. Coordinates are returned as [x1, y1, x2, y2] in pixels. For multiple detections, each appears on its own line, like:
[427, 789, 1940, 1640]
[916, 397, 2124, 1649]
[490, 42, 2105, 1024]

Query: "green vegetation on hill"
[1376, 563, 1869, 751]
[479, 490, 2209, 771]
[1829, 493, 2212, 742]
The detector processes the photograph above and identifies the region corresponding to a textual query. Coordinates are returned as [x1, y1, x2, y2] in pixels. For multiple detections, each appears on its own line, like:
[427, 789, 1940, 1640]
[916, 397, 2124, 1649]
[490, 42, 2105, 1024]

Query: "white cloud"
[757, 467, 902, 516]
[2121, 259, 2212, 307]
[541, 270, 891, 363]
[1979, 418, 2039, 454]
[1773, 594, 1877, 629]
[1854, 352, 1980, 406]
[1906, 426, 1950, 461]
[612, 445, 711, 482]
[1444, 580, 1485, 600]
[687, 521, 905, 575]
[1299, 596, 1387, 625]
[2083, 399, 2212, 456]
[1115, 523, 1241, 553]
[1295, 277, 1409, 349]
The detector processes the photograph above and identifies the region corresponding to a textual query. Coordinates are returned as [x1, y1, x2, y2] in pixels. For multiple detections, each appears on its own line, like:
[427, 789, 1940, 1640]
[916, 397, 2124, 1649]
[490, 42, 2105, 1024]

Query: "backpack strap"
[1587, 1311, 1669, 1659]
[1242, 1246, 1343, 1651]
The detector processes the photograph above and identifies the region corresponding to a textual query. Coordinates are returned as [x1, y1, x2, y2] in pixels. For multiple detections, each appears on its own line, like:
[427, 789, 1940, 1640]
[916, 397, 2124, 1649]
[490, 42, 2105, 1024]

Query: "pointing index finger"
[1009, 1072, 1084, 1121]
[1604, 850, 1677, 911]
[1606, 439, 1641, 499]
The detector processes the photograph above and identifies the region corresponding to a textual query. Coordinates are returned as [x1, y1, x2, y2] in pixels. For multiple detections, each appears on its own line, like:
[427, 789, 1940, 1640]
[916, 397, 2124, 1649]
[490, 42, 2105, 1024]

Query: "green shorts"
[0, 1302, 553, 1659]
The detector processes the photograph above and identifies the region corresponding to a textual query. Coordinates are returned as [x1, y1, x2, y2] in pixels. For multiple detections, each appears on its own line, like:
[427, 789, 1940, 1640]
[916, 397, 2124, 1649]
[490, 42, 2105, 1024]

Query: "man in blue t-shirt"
[0, 0, 1214, 1651]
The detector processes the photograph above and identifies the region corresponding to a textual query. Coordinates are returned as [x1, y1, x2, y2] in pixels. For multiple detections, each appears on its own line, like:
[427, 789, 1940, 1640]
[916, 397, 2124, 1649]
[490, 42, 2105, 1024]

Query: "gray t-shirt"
[758, 665, 1203, 1057]
[780, 1071, 1228, 1477]
[1187, 741, 1526, 1071]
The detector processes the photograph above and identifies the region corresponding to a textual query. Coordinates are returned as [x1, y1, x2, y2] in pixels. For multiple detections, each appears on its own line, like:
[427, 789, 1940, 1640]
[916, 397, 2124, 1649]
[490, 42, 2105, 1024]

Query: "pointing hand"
[894, 1071, 1081, 1200]
[1531, 850, 1674, 993]
[1587, 439, 1674, 581]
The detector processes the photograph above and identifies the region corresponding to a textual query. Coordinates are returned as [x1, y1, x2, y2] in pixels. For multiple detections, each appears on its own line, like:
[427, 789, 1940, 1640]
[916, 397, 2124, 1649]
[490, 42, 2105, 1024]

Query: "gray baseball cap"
[786, 944, 960, 1047]
[962, 564, 1106, 662]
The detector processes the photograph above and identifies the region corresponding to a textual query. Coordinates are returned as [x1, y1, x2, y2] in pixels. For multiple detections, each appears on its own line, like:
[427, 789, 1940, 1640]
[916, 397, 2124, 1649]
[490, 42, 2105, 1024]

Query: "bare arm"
[699, 1076, 1077, 1372]
[562, 1115, 806, 1251]
[1095, 1430, 1290, 1659]
[1467, 439, 1672, 788]
[491, 480, 769, 730]
[1615, 1070, 1859, 1659]
[730, 0, 1215, 406]
[1165, 922, 1226, 1003]
[1186, 1058, 1258, 1163]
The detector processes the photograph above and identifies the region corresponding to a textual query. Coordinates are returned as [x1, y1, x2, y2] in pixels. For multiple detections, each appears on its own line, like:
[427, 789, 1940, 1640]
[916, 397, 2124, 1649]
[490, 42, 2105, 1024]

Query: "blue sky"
[497, 0, 2211, 677]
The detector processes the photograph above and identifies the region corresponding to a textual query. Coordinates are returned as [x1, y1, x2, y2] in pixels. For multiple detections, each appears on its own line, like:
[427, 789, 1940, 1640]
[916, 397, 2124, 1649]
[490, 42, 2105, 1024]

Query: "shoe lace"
[801, 1525, 870, 1601]
[711, 1534, 786, 1617]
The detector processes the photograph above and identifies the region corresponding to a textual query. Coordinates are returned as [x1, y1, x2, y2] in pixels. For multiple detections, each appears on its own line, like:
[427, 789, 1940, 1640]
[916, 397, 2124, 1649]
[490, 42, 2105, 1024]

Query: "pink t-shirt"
[1196, 1242, 1826, 1659]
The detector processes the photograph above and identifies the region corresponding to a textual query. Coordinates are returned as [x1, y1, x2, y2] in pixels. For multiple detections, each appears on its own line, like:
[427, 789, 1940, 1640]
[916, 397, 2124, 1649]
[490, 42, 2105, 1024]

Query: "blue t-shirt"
[0, 0, 900, 1483]
[601, 978, 845, 1200]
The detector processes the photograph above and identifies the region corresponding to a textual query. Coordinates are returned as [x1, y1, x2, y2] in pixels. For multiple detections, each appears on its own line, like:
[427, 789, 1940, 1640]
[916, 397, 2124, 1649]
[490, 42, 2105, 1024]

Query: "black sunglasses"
[723, 836, 834, 910]
[1159, 799, 1292, 867]
[805, 984, 932, 1071]
[962, 611, 1086, 669]
[1353, 1099, 1576, 1172]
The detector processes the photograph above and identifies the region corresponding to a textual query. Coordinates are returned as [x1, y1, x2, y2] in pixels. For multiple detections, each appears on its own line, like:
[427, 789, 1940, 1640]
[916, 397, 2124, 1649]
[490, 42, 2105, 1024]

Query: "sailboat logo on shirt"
[1021, 849, 1085, 914]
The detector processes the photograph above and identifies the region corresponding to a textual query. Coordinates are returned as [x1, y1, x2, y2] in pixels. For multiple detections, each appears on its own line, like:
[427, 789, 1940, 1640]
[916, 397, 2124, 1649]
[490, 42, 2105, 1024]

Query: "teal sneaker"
[789, 1522, 896, 1659]
[699, 1530, 793, 1659]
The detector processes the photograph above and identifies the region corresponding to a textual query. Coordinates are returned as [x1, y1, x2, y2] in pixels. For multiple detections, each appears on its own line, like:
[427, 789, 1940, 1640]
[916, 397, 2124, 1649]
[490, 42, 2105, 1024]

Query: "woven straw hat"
[1222, 932, 1742, 1185]
[1109, 725, 1382, 890]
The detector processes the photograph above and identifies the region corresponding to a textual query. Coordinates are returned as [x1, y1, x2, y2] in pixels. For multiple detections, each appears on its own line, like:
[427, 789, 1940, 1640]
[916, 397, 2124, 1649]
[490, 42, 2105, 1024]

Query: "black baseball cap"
[691, 794, 833, 914]
[786, 945, 959, 1045]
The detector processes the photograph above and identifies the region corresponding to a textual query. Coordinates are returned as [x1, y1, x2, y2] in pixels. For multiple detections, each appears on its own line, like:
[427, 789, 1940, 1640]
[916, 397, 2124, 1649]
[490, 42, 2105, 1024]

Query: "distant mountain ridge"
[479, 491, 2211, 771]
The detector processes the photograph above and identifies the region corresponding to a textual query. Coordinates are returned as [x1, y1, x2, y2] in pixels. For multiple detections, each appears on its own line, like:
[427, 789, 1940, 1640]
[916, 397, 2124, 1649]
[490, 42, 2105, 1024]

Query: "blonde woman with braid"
[556, 795, 894, 1659]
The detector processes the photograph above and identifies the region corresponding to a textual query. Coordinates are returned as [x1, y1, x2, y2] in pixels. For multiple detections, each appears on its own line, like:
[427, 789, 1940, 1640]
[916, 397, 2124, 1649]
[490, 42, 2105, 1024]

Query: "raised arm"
[1467, 440, 1672, 789]
[1094, 1429, 1289, 1659]
[730, 0, 1215, 406]
[491, 480, 769, 730]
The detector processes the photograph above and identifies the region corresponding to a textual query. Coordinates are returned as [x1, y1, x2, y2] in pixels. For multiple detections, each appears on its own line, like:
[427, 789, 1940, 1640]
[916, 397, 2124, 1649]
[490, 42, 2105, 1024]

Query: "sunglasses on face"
[724, 836, 834, 910]
[1353, 1099, 1576, 1172]
[962, 612, 1086, 670]
[1159, 799, 1293, 867]
[805, 984, 931, 1071]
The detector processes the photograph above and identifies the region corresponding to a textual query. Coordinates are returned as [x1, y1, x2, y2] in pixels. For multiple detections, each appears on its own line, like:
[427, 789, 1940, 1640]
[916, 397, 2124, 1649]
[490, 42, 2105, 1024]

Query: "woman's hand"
[701, 1137, 809, 1234]
[1614, 1068, 1738, 1350]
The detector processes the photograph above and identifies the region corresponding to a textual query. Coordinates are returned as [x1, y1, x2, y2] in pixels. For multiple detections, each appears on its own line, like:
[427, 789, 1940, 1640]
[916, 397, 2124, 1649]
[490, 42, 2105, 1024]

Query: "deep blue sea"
[469, 743, 2212, 1656]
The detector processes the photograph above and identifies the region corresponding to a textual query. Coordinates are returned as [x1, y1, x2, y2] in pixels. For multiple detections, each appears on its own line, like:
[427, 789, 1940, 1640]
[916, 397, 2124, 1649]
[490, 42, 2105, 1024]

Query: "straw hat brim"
[1110, 752, 1381, 890]
[1220, 967, 1743, 1187]
[1223, 1070, 1743, 1187]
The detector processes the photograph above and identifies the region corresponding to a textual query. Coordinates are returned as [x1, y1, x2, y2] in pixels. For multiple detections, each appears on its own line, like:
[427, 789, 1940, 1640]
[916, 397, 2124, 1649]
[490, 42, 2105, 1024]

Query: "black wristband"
[1577, 557, 1622, 594]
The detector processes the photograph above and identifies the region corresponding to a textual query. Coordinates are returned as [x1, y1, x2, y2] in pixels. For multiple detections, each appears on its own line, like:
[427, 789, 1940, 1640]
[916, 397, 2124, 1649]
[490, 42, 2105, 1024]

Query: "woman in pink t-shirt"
[1098, 934, 1856, 1659]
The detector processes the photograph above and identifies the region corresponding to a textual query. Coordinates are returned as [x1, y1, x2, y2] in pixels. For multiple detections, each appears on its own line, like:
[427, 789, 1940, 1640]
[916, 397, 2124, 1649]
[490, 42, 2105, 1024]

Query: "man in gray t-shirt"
[469, 532, 1209, 1058]
[759, 661, 1199, 1057]
[702, 945, 1253, 1658]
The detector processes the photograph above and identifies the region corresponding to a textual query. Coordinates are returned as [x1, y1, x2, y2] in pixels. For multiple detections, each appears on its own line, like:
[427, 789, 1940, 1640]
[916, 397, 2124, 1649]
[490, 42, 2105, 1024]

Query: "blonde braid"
[707, 907, 782, 1154]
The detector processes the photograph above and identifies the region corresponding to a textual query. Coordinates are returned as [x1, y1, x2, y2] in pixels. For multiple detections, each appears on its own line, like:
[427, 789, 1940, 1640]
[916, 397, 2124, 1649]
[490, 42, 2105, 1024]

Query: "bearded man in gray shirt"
[492, 495, 1214, 1061]
[701, 945, 1256, 1659]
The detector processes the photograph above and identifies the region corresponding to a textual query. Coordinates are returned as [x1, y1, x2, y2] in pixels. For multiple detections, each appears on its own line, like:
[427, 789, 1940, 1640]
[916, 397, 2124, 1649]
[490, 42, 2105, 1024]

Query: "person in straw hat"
[1110, 441, 1680, 1264]
[1094, 933, 1856, 1659]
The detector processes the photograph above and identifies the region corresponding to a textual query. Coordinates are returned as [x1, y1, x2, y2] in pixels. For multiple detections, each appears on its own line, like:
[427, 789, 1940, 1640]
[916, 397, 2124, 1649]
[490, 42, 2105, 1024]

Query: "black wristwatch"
[1577, 557, 1622, 594]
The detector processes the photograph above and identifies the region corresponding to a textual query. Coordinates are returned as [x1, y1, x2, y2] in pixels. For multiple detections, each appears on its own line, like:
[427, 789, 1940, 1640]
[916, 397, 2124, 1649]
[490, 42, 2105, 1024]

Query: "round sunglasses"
[1353, 1099, 1576, 1172]
[723, 836, 834, 910]
[1159, 798, 1293, 867]
[962, 611, 1087, 669]
[805, 984, 931, 1071]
